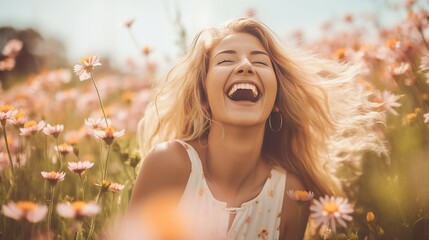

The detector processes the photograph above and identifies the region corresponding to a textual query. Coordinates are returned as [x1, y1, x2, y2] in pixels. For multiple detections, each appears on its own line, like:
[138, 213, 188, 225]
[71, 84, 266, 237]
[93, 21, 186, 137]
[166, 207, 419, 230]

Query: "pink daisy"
[0, 105, 17, 125]
[19, 120, 45, 136]
[68, 160, 94, 175]
[108, 182, 125, 193]
[2, 201, 48, 223]
[43, 124, 64, 139]
[2, 39, 23, 58]
[424, 113, 429, 124]
[41, 171, 66, 186]
[55, 143, 74, 156]
[73, 55, 102, 81]
[8, 110, 28, 127]
[56, 201, 100, 219]
[381, 90, 402, 116]
[94, 127, 125, 145]
[286, 190, 315, 204]
[310, 195, 354, 233]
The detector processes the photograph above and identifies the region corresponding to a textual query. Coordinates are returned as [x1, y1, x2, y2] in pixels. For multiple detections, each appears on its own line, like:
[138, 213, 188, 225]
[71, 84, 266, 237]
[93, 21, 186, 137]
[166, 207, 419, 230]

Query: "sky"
[0, 0, 412, 69]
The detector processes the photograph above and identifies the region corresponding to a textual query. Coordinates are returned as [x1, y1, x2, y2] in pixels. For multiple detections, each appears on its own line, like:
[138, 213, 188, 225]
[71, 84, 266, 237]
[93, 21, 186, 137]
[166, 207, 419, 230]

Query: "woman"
[129, 17, 384, 240]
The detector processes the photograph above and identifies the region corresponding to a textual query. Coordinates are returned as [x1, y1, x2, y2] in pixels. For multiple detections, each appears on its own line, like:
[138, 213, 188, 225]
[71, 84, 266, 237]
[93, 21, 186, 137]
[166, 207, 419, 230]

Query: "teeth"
[228, 83, 258, 97]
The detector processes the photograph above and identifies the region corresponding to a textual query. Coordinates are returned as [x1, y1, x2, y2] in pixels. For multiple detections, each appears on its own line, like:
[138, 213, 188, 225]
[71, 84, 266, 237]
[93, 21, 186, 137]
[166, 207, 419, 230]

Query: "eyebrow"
[213, 50, 269, 58]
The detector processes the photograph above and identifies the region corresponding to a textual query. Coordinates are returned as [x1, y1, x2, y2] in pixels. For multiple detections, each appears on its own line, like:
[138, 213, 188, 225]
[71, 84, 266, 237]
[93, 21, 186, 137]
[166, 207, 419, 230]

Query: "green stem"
[418, 28, 429, 50]
[295, 205, 302, 240]
[56, 138, 63, 171]
[102, 145, 112, 181]
[98, 140, 104, 179]
[74, 230, 80, 240]
[90, 73, 109, 127]
[127, 28, 141, 52]
[86, 190, 103, 240]
[2, 124, 15, 174]
[79, 174, 85, 201]
[47, 186, 55, 235]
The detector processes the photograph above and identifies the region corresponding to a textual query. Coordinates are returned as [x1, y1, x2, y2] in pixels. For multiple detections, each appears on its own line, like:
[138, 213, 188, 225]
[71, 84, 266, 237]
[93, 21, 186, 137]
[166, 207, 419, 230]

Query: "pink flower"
[68, 160, 94, 175]
[2, 39, 23, 58]
[122, 18, 135, 28]
[392, 62, 410, 76]
[8, 110, 28, 127]
[0, 57, 16, 71]
[73, 55, 102, 81]
[56, 201, 100, 219]
[2, 201, 48, 223]
[41, 171, 66, 186]
[47, 68, 72, 84]
[310, 196, 353, 233]
[84, 117, 110, 135]
[420, 55, 429, 72]
[108, 182, 125, 193]
[55, 143, 74, 155]
[43, 124, 64, 139]
[0, 105, 17, 125]
[381, 91, 402, 116]
[94, 127, 125, 145]
[286, 190, 315, 204]
[424, 113, 429, 124]
[19, 120, 45, 136]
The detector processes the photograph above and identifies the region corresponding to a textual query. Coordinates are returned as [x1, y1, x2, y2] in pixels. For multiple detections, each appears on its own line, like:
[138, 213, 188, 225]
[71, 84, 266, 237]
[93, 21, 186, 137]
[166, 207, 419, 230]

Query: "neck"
[204, 123, 266, 191]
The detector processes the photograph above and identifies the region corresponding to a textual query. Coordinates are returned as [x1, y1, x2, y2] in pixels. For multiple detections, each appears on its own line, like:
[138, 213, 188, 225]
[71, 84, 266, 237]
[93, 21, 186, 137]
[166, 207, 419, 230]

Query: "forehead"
[210, 32, 266, 56]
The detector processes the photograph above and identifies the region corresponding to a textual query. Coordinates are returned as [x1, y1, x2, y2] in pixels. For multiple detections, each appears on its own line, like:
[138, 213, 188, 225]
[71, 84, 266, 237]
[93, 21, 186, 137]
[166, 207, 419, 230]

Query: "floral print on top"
[174, 139, 286, 240]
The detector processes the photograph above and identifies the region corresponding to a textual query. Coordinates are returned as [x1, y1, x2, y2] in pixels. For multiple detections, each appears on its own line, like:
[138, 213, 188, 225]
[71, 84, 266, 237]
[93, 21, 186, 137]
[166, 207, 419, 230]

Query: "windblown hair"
[138, 17, 386, 197]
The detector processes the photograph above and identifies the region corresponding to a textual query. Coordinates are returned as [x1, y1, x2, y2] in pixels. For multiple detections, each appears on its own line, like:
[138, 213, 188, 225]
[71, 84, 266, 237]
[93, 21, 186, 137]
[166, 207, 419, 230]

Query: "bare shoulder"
[279, 172, 310, 240]
[129, 140, 191, 208]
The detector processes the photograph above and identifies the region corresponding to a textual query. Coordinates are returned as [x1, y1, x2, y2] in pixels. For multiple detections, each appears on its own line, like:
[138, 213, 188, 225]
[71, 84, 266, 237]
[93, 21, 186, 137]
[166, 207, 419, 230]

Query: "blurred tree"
[0, 27, 68, 89]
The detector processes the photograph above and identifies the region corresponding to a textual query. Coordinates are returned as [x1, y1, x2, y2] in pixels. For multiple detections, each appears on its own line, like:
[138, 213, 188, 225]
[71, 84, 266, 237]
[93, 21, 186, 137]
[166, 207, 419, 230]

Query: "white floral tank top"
[175, 140, 286, 240]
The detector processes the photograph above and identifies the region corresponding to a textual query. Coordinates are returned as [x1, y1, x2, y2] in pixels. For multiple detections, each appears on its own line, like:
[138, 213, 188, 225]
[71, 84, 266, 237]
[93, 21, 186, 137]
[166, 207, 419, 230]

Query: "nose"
[235, 58, 254, 75]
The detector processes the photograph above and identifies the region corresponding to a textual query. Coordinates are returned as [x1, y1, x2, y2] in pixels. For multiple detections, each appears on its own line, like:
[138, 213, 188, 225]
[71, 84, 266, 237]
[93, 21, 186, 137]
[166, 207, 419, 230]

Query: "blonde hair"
[138, 18, 386, 197]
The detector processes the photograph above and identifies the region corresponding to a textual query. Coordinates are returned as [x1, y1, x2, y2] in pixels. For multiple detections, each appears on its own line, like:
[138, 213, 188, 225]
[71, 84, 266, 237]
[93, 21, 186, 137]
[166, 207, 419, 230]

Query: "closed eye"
[218, 59, 234, 65]
[253, 61, 268, 66]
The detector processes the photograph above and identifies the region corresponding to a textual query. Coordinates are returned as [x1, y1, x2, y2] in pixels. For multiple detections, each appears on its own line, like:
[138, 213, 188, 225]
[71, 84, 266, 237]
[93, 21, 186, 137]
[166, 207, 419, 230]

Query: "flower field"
[1, 1, 429, 239]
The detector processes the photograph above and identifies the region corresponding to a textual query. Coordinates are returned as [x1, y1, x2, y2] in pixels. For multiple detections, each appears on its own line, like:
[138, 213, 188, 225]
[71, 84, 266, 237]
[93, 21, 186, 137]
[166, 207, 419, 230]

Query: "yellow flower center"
[406, 113, 417, 124]
[16, 201, 37, 211]
[104, 127, 115, 137]
[366, 211, 375, 222]
[386, 38, 398, 49]
[334, 48, 346, 60]
[24, 120, 37, 128]
[66, 135, 80, 145]
[294, 190, 309, 200]
[122, 91, 135, 102]
[323, 202, 339, 214]
[79, 56, 91, 65]
[415, 108, 422, 114]
[14, 111, 25, 119]
[72, 201, 86, 212]
[0, 105, 13, 113]
[49, 171, 58, 177]
[102, 180, 111, 188]
[142, 46, 152, 55]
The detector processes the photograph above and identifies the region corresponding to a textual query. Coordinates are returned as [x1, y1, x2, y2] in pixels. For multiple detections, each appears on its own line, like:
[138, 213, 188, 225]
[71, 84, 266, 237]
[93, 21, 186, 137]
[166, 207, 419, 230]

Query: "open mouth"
[227, 83, 260, 102]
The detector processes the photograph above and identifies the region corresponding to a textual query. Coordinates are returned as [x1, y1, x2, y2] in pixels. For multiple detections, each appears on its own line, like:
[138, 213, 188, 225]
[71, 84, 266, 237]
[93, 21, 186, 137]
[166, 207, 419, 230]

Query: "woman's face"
[205, 32, 277, 127]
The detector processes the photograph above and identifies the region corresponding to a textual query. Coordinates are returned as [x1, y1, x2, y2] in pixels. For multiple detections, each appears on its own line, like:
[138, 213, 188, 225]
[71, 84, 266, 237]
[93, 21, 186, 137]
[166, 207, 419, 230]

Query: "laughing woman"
[129, 18, 385, 240]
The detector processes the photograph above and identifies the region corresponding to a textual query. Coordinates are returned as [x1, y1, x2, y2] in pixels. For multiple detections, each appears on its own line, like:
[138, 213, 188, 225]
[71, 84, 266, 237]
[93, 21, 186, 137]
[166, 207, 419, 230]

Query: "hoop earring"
[269, 112, 283, 133]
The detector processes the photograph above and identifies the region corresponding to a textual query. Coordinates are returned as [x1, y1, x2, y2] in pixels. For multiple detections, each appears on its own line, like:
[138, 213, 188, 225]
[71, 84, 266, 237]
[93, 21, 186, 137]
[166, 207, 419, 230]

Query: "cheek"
[264, 73, 278, 102]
